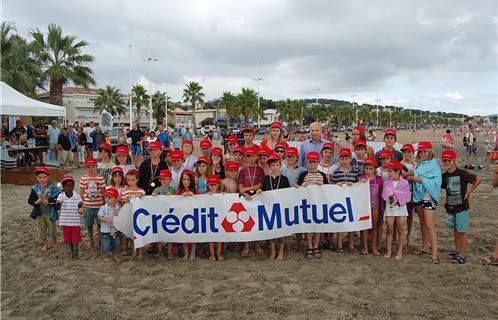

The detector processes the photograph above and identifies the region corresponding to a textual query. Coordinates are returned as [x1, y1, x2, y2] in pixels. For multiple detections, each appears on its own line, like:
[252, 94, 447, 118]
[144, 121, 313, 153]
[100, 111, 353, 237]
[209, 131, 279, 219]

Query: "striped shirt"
[79, 174, 106, 208]
[122, 187, 145, 201]
[331, 166, 361, 184]
[57, 192, 82, 227]
[297, 170, 329, 186]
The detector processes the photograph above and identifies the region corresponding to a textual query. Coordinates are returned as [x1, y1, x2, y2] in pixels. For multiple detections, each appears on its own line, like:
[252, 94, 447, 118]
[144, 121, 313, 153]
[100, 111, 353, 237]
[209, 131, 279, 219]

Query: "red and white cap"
[211, 147, 223, 155]
[170, 150, 184, 161]
[378, 149, 393, 159]
[306, 151, 320, 162]
[441, 150, 457, 160]
[148, 141, 162, 150]
[364, 158, 377, 167]
[111, 166, 124, 175]
[386, 160, 403, 171]
[34, 167, 50, 175]
[353, 140, 367, 148]
[61, 175, 74, 184]
[274, 141, 288, 151]
[234, 146, 245, 154]
[126, 169, 139, 176]
[225, 161, 239, 171]
[258, 149, 269, 156]
[159, 169, 172, 179]
[285, 147, 299, 157]
[116, 146, 129, 155]
[105, 187, 119, 199]
[400, 144, 415, 152]
[207, 175, 221, 185]
[270, 121, 283, 129]
[182, 139, 193, 146]
[197, 156, 211, 165]
[244, 147, 257, 156]
[98, 143, 112, 152]
[417, 141, 433, 151]
[181, 169, 195, 178]
[321, 142, 335, 151]
[384, 129, 397, 137]
[339, 148, 353, 157]
[200, 139, 212, 149]
[266, 153, 281, 163]
[84, 158, 98, 166]
[227, 135, 239, 145]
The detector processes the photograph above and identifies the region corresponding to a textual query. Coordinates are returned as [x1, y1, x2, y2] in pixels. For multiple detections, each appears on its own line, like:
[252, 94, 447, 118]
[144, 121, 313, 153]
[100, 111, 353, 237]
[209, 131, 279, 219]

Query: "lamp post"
[253, 77, 263, 128]
[374, 97, 381, 128]
[128, 44, 133, 130]
[165, 85, 168, 130]
[143, 57, 158, 131]
[351, 94, 357, 126]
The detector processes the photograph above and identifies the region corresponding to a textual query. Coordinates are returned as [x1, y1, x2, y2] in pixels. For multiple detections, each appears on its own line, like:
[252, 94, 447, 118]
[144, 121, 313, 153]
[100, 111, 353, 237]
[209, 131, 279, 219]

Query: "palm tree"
[31, 23, 95, 106]
[152, 91, 174, 126]
[220, 91, 238, 126]
[276, 99, 303, 125]
[358, 106, 371, 125]
[183, 81, 205, 130]
[93, 85, 126, 118]
[1, 22, 42, 96]
[335, 105, 354, 126]
[131, 84, 148, 125]
[236, 88, 261, 125]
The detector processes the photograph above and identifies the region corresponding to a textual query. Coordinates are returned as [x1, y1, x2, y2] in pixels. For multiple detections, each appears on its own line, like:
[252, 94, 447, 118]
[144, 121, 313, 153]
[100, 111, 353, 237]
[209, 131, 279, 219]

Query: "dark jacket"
[28, 183, 61, 220]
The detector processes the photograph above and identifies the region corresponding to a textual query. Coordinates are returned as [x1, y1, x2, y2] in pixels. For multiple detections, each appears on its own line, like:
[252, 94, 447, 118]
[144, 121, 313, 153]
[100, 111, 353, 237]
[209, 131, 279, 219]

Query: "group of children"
[29, 127, 484, 264]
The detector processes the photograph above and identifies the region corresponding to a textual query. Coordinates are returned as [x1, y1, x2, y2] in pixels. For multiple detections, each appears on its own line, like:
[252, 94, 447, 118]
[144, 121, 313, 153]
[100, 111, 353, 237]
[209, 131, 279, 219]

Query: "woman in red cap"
[351, 126, 375, 158]
[261, 121, 285, 152]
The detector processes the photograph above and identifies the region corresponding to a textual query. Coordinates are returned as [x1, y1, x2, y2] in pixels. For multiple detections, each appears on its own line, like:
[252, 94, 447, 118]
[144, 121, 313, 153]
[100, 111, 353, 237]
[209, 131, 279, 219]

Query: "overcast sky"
[3, 0, 497, 115]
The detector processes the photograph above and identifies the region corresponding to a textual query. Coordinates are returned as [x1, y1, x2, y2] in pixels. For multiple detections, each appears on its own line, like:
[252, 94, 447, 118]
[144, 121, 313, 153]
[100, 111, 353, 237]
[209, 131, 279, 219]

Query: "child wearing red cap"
[114, 146, 136, 176]
[206, 175, 224, 261]
[170, 150, 185, 190]
[211, 147, 225, 179]
[110, 167, 125, 204]
[177, 170, 199, 261]
[281, 147, 306, 187]
[318, 143, 338, 182]
[225, 135, 239, 162]
[97, 143, 115, 185]
[98, 188, 121, 262]
[122, 169, 146, 258]
[233, 146, 246, 168]
[382, 160, 411, 260]
[152, 169, 176, 196]
[352, 140, 367, 174]
[297, 151, 329, 259]
[362, 158, 383, 256]
[400, 144, 417, 247]
[56, 176, 83, 259]
[195, 156, 211, 194]
[441, 150, 482, 264]
[376, 150, 392, 182]
[29, 167, 61, 252]
[242, 127, 261, 153]
[80, 158, 106, 249]
[258, 154, 291, 261]
[221, 161, 239, 193]
[182, 140, 197, 172]
[199, 139, 212, 158]
[374, 129, 403, 164]
[351, 126, 375, 158]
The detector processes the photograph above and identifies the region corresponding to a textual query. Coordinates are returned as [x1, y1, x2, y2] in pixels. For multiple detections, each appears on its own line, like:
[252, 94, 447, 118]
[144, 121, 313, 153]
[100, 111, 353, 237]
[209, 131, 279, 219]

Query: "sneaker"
[455, 255, 467, 264]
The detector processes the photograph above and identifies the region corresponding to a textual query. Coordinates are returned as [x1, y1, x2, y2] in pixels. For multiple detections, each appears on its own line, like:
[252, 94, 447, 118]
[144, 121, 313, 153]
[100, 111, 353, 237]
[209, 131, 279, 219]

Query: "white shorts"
[59, 150, 73, 162]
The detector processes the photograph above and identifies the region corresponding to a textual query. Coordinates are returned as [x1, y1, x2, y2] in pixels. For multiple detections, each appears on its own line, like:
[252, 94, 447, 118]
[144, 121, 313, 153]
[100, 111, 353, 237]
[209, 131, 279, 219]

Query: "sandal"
[412, 249, 430, 255]
[305, 249, 314, 259]
[431, 256, 440, 264]
[447, 250, 458, 260]
[454, 255, 467, 264]
[481, 256, 498, 266]
[313, 248, 321, 259]
[240, 248, 249, 257]
[255, 248, 264, 255]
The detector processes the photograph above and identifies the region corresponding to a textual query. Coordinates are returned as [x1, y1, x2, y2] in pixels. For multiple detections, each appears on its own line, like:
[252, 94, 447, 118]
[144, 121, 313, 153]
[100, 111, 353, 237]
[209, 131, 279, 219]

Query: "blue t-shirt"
[157, 132, 170, 147]
[47, 126, 61, 144]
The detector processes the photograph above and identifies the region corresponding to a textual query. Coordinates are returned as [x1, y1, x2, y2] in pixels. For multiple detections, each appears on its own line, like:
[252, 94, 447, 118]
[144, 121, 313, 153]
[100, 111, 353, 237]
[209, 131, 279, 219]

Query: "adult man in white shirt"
[47, 120, 61, 160]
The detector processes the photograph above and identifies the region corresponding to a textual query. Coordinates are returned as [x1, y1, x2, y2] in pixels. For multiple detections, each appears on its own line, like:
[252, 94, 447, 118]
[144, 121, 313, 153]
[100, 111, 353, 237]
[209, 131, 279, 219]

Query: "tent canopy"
[0, 81, 66, 117]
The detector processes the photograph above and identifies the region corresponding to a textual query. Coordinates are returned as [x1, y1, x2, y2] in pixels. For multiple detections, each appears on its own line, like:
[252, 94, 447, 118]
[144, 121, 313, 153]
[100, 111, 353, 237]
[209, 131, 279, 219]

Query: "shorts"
[36, 215, 57, 242]
[62, 226, 81, 244]
[84, 207, 101, 227]
[101, 232, 120, 254]
[415, 198, 438, 210]
[130, 144, 141, 155]
[59, 150, 73, 162]
[446, 210, 469, 233]
[466, 144, 474, 154]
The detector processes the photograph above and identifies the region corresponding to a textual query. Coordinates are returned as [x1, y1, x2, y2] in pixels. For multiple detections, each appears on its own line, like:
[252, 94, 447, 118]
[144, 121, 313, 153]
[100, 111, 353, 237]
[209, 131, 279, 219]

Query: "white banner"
[115, 183, 372, 248]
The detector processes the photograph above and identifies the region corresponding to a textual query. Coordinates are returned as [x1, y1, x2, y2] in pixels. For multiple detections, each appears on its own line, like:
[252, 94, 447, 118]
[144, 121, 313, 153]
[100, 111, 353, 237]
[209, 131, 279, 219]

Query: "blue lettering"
[151, 214, 162, 234]
[312, 204, 328, 224]
[284, 206, 299, 226]
[258, 203, 282, 230]
[181, 209, 199, 234]
[329, 203, 347, 223]
[133, 209, 150, 236]
[208, 207, 219, 232]
[300, 199, 311, 223]
[161, 213, 179, 233]
[345, 197, 354, 222]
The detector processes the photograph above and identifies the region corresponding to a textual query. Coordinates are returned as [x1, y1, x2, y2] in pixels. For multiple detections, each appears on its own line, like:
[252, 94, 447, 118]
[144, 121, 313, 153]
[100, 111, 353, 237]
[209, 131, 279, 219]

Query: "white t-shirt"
[83, 127, 95, 143]
[57, 192, 82, 227]
[384, 181, 408, 217]
[98, 204, 119, 233]
[47, 126, 61, 144]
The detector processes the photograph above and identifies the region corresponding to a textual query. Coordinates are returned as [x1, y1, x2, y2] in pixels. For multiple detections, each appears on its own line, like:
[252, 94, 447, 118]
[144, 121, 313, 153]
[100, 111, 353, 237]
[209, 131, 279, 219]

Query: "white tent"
[0, 81, 66, 117]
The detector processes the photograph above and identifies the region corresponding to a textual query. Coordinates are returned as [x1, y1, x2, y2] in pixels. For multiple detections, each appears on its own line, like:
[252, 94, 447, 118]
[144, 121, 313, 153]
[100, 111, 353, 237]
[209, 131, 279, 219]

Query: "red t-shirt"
[237, 165, 265, 187]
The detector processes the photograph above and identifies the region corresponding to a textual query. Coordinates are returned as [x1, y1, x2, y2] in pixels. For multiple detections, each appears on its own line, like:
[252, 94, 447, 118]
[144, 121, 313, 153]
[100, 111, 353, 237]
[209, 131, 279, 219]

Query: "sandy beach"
[2, 129, 498, 319]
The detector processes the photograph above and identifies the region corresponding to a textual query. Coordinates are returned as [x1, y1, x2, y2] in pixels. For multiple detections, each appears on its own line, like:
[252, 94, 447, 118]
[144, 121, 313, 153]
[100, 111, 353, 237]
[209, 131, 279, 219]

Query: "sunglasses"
[275, 149, 285, 153]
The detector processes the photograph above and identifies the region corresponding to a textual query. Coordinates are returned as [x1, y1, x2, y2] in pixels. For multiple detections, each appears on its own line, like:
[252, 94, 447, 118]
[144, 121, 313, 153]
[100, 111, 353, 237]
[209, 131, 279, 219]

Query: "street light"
[253, 77, 263, 128]
[374, 97, 381, 128]
[351, 94, 357, 126]
[143, 56, 158, 131]
[128, 44, 133, 130]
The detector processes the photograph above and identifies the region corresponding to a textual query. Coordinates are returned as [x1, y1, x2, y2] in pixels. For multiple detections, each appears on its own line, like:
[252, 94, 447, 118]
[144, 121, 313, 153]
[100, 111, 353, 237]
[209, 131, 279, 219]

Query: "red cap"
[258, 149, 269, 156]
[364, 158, 377, 167]
[244, 147, 257, 156]
[400, 144, 415, 152]
[159, 169, 172, 179]
[105, 187, 119, 199]
[353, 140, 367, 148]
[266, 153, 281, 163]
[116, 146, 129, 155]
[378, 149, 393, 159]
[417, 141, 433, 151]
[126, 169, 139, 176]
[353, 126, 366, 134]
[61, 175, 74, 184]
[181, 169, 195, 178]
[111, 166, 124, 175]
[386, 160, 403, 171]
[234, 146, 245, 154]
[148, 141, 162, 150]
[321, 142, 335, 151]
[274, 141, 288, 151]
[162, 146, 171, 152]
[285, 147, 299, 157]
[197, 156, 211, 165]
[339, 148, 353, 157]
[84, 158, 98, 166]
[242, 126, 255, 134]
[98, 143, 112, 152]
[207, 175, 221, 185]
[182, 139, 193, 146]
[384, 129, 397, 137]
[225, 161, 239, 171]
[170, 150, 184, 161]
[227, 135, 239, 145]
[270, 121, 283, 129]
[211, 147, 223, 155]
[200, 139, 212, 149]
[306, 151, 320, 162]
[441, 150, 457, 160]
[34, 167, 49, 175]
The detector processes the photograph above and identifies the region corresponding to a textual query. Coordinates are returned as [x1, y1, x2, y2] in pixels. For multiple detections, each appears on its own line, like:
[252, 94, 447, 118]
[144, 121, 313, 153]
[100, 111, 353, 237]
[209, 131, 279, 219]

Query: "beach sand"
[2, 129, 498, 319]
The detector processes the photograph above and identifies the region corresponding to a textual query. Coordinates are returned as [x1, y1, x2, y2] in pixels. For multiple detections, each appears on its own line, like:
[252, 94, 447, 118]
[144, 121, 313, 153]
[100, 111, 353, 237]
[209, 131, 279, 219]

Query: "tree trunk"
[191, 102, 196, 132]
[49, 78, 64, 106]
[136, 105, 141, 126]
[244, 115, 249, 125]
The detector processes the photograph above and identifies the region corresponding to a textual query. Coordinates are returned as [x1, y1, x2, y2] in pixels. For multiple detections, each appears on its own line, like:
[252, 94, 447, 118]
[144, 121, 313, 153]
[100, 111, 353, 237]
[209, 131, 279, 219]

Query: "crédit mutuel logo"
[133, 197, 367, 237]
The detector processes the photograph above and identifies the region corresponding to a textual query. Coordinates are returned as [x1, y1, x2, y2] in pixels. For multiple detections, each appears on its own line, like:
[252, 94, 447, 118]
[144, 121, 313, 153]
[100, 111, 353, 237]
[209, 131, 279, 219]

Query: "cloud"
[3, 0, 497, 115]
[445, 92, 464, 100]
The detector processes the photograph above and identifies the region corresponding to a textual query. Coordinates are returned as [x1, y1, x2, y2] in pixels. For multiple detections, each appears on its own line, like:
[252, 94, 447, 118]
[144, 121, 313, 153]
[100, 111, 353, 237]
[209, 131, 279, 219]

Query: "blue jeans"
[101, 233, 120, 254]
[130, 144, 141, 155]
